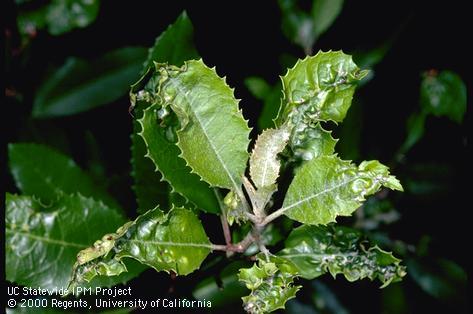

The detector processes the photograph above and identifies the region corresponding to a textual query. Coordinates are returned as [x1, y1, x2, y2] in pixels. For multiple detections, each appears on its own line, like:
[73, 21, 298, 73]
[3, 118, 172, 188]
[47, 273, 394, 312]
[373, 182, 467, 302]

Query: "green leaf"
[69, 206, 211, 288]
[131, 114, 170, 213]
[8, 143, 120, 209]
[193, 261, 249, 308]
[46, 0, 100, 35]
[420, 70, 467, 123]
[290, 122, 337, 161]
[6, 193, 140, 290]
[335, 99, 362, 161]
[277, 51, 367, 126]
[279, 0, 344, 52]
[245, 77, 282, 130]
[281, 155, 402, 225]
[406, 258, 467, 303]
[250, 127, 290, 188]
[17, 0, 100, 36]
[399, 111, 426, 156]
[279, 225, 406, 287]
[142, 11, 199, 73]
[140, 60, 251, 189]
[137, 102, 219, 213]
[239, 257, 301, 314]
[311, 0, 344, 41]
[245, 77, 272, 100]
[32, 47, 147, 118]
[131, 11, 199, 213]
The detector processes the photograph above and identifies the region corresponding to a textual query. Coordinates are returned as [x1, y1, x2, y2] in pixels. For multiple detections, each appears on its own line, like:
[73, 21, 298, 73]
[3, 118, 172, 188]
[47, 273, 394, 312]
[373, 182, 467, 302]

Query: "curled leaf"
[279, 225, 406, 287]
[239, 257, 301, 314]
[68, 206, 211, 290]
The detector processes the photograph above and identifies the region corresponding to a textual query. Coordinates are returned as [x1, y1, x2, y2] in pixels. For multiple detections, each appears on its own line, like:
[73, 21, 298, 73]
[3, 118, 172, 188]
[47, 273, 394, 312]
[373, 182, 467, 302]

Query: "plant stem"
[210, 231, 255, 253]
[213, 189, 232, 246]
[260, 207, 286, 226]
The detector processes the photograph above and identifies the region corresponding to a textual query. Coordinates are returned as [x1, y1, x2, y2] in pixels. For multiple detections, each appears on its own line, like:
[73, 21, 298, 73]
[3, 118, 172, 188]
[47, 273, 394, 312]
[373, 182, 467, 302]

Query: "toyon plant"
[6, 13, 408, 314]
[66, 51, 405, 312]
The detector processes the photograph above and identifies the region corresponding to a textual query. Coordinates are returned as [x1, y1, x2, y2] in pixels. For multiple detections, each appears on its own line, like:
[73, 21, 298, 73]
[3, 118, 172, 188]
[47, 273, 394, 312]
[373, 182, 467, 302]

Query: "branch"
[210, 231, 255, 254]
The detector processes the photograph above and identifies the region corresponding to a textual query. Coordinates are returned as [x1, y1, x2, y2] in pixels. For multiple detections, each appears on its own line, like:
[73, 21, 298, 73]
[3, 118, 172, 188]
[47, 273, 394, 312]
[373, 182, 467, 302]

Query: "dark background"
[5, 0, 469, 313]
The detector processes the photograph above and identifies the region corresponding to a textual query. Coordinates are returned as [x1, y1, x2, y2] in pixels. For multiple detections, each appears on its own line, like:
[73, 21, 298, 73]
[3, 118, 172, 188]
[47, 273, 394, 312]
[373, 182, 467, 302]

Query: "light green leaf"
[277, 51, 368, 126]
[6, 193, 140, 290]
[281, 155, 402, 225]
[8, 143, 120, 209]
[140, 60, 251, 189]
[131, 11, 199, 213]
[137, 102, 219, 213]
[239, 257, 301, 314]
[250, 127, 290, 188]
[420, 70, 467, 123]
[142, 11, 198, 73]
[33, 47, 147, 118]
[17, 0, 100, 36]
[69, 206, 211, 288]
[279, 225, 406, 287]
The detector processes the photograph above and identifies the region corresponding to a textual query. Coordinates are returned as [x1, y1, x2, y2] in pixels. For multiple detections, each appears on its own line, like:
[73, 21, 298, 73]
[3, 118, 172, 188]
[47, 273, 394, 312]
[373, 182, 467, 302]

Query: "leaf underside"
[249, 127, 290, 188]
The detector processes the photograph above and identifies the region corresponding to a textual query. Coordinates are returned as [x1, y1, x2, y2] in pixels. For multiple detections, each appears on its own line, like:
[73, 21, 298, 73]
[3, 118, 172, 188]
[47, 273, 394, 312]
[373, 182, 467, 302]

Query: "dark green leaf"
[131, 114, 170, 213]
[142, 11, 199, 73]
[68, 206, 211, 288]
[245, 77, 282, 130]
[17, 0, 100, 36]
[279, 0, 344, 52]
[33, 47, 147, 118]
[399, 112, 426, 156]
[311, 0, 344, 41]
[244, 77, 272, 100]
[336, 99, 363, 161]
[6, 193, 140, 289]
[420, 70, 467, 123]
[8, 143, 120, 209]
[279, 225, 406, 287]
[193, 261, 249, 308]
[46, 0, 100, 35]
[132, 10, 199, 213]
[407, 258, 467, 303]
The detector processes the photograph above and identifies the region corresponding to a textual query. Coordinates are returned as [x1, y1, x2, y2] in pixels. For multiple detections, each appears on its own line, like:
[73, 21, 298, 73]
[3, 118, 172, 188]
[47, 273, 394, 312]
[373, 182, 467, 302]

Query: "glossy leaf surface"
[279, 225, 406, 287]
